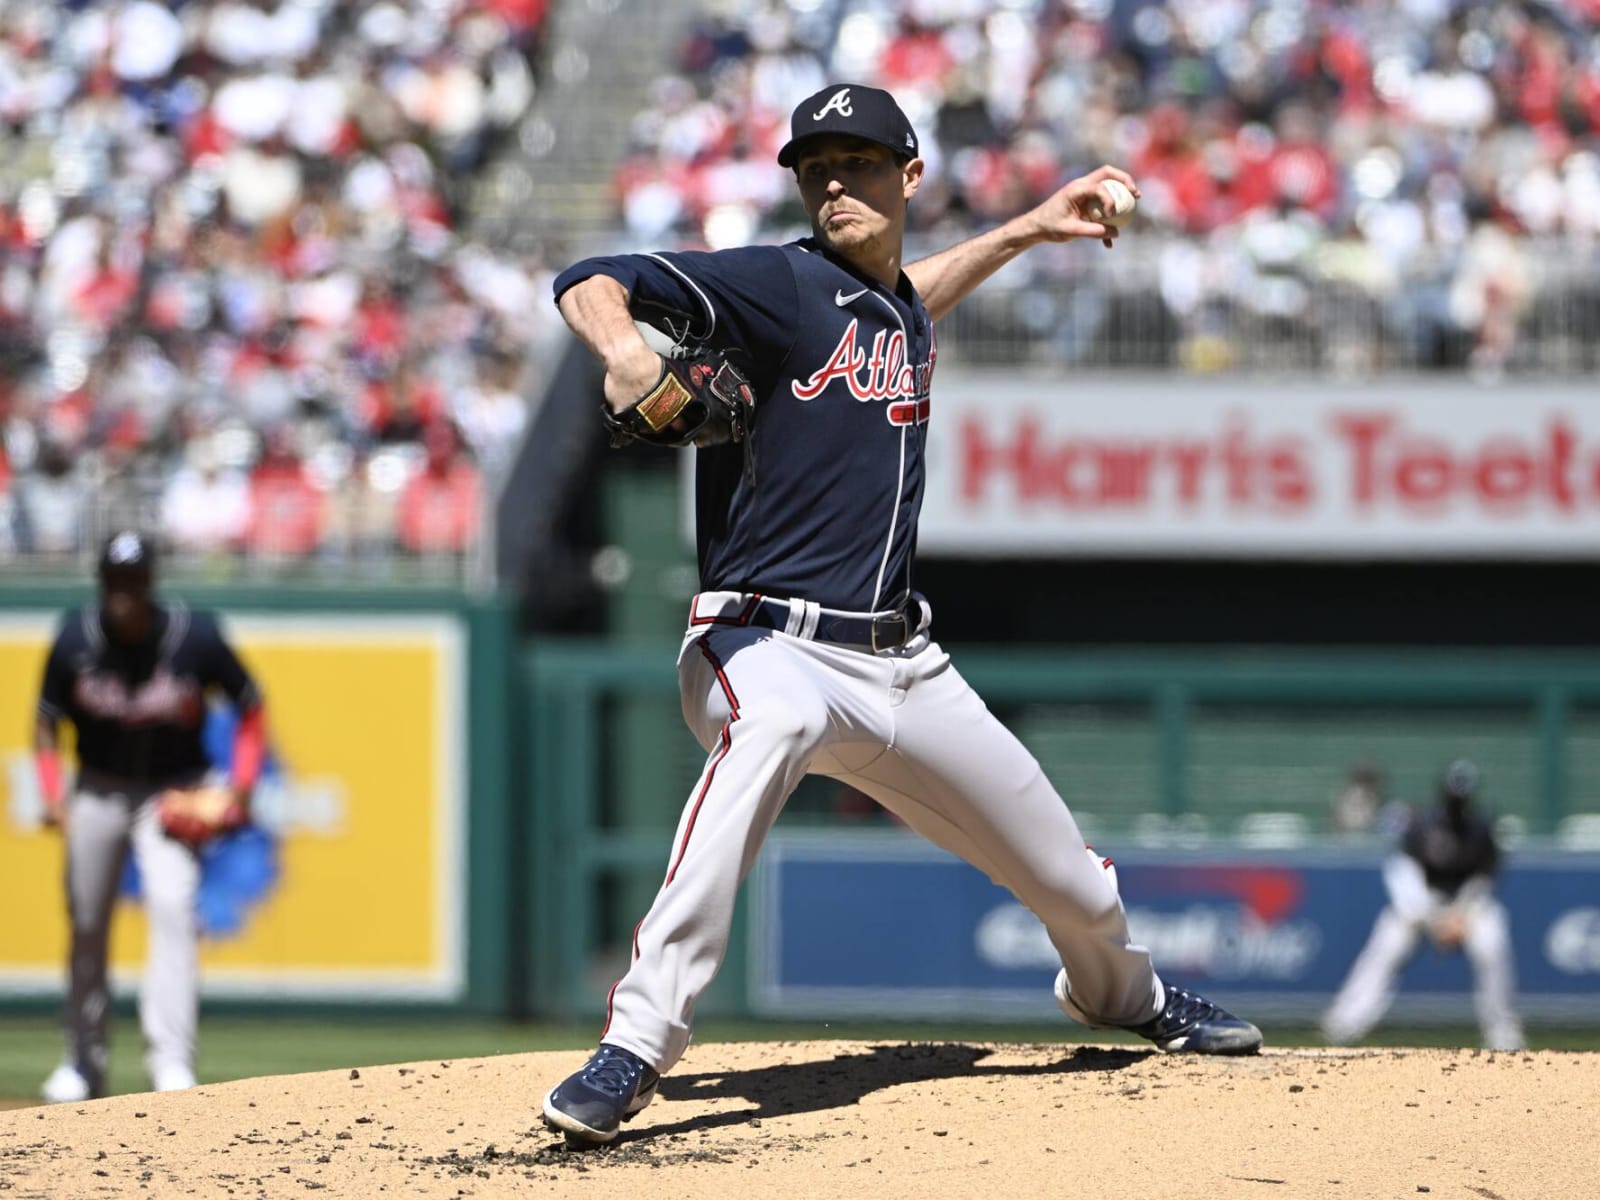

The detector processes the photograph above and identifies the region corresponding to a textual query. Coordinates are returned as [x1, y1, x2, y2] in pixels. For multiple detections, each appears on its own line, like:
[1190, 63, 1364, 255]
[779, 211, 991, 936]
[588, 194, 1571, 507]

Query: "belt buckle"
[870, 612, 908, 653]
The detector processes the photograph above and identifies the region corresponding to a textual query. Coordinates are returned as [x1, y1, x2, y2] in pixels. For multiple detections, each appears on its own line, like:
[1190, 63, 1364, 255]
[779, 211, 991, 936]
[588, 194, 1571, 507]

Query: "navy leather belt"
[754, 599, 918, 651]
[689, 592, 926, 652]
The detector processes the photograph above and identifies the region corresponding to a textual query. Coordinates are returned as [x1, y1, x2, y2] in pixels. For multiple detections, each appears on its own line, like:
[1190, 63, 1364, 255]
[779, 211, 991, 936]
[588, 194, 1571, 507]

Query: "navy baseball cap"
[778, 84, 919, 168]
[98, 530, 155, 580]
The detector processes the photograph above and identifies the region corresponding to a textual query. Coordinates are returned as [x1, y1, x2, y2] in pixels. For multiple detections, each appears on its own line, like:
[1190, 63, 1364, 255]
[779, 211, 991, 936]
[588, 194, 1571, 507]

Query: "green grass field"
[3, 1015, 1596, 1105]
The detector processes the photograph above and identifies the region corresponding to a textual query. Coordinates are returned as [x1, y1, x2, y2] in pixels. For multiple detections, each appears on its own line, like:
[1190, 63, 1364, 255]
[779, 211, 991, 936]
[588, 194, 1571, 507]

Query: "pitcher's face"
[794, 137, 921, 263]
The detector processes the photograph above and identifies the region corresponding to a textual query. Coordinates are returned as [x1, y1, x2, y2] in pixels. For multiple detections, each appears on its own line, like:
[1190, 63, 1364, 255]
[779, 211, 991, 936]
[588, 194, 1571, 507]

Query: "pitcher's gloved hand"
[602, 350, 755, 449]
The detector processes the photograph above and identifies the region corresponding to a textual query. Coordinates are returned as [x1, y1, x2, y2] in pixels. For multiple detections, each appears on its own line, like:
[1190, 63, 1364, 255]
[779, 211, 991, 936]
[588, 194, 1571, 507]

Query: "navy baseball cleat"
[542, 1044, 660, 1145]
[1127, 985, 1263, 1055]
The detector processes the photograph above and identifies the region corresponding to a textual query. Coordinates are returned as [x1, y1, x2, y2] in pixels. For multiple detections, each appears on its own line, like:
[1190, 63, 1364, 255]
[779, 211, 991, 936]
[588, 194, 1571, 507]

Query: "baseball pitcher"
[540, 83, 1263, 1147]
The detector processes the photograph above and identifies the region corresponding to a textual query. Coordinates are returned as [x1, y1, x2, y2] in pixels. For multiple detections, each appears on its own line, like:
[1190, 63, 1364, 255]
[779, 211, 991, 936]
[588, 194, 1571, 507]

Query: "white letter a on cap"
[813, 87, 853, 121]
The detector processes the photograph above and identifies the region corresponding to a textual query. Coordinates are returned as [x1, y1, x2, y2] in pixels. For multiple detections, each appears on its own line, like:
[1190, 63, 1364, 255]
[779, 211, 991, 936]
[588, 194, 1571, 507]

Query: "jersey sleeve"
[197, 614, 263, 711]
[36, 621, 75, 725]
[552, 245, 799, 362]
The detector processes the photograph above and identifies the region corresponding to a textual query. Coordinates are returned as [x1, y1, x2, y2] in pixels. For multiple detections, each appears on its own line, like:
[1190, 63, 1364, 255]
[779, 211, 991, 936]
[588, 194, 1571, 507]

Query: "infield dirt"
[1, 1041, 1593, 1199]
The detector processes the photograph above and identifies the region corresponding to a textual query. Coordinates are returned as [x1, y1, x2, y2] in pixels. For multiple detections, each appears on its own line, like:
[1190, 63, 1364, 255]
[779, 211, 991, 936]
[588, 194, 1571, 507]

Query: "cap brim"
[777, 131, 915, 168]
[100, 569, 152, 587]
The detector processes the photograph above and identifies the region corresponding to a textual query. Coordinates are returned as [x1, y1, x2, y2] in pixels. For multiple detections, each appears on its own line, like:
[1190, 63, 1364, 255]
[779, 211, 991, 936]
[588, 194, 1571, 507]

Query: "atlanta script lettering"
[791, 319, 935, 426]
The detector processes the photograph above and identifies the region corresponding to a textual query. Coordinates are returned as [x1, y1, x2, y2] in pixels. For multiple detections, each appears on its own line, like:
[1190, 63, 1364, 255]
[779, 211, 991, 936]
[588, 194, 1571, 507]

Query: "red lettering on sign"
[959, 415, 1316, 512]
[1547, 420, 1577, 510]
[958, 405, 1600, 523]
[1393, 437, 1454, 506]
[1331, 413, 1393, 507]
[961, 416, 1035, 502]
[1042, 445, 1076, 503]
[1327, 410, 1600, 514]
[1167, 443, 1209, 508]
[1267, 442, 1312, 509]
[1474, 439, 1536, 506]
[1098, 445, 1155, 505]
[1222, 421, 1253, 506]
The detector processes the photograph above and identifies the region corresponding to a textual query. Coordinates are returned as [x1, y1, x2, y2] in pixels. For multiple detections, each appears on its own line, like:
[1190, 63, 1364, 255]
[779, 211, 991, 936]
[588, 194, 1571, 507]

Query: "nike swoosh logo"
[835, 288, 868, 306]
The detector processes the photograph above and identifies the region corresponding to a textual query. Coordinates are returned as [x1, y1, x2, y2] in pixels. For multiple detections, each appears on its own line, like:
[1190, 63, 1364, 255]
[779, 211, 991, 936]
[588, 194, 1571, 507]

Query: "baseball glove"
[156, 783, 246, 847]
[1430, 908, 1467, 951]
[602, 350, 755, 449]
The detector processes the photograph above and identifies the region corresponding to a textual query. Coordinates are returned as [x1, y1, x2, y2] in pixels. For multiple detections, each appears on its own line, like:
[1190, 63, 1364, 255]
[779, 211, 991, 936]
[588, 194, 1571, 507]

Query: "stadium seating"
[6, 1, 1599, 572]
[0, 0, 553, 570]
[611, 0, 1600, 373]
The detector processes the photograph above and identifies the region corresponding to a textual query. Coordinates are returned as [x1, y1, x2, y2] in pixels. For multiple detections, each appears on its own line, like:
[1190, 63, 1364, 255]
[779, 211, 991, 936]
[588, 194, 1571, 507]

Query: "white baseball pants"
[600, 598, 1164, 1073]
[1321, 901, 1524, 1051]
[60, 780, 201, 1091]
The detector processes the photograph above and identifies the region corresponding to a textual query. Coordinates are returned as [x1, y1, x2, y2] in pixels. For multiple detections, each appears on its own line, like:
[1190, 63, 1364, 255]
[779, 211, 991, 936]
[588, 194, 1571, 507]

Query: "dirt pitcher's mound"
[1, 1042, 1594, 1199]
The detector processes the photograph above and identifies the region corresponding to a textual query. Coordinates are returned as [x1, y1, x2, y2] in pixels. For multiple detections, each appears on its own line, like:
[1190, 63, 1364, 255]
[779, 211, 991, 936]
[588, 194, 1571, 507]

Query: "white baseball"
[1095, 179, 1136, 227]
[1086, 845, 1119, 894]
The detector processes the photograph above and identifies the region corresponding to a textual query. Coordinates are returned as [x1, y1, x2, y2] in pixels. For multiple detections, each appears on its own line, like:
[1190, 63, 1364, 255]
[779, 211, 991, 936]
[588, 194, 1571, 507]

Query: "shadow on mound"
[626, 1042, 1147, 1143]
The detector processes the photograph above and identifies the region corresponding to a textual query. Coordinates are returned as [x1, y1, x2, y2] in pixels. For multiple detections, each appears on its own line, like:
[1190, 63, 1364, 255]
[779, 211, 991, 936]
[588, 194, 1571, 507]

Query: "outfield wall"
[5, 590, 1600, 1026]
[752, 834, 1600, 1026]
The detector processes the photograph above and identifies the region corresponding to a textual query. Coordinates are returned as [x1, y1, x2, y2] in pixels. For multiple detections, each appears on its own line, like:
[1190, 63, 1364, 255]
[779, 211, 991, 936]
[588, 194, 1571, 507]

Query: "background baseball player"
[540, 83, 1262, 1147]
[35, 531, 267, 1102]
[1322, 758, 1524, 1051]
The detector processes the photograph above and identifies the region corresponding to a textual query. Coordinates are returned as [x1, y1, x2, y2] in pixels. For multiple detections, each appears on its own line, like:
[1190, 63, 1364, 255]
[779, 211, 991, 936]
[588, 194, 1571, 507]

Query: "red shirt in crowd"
[246, 453, 324, 556]
[397, 459, 481, 554]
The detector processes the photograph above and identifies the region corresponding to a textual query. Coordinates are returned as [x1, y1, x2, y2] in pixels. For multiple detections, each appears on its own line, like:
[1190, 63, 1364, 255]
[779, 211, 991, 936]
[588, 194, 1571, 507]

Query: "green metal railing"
[524, 640, 1600, 1019]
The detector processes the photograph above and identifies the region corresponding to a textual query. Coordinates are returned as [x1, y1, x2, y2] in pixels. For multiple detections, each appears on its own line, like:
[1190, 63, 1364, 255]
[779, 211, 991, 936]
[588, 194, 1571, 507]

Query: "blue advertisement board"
[749, 833, 1600, 1024]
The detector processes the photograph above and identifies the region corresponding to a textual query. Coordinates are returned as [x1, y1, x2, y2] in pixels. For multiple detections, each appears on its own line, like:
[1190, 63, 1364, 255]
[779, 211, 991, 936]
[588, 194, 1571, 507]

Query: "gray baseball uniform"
[552, 226, 1170, 1071]
[602, 594, 1159, 1072]
[39, 598, 261, 1095]
[62, 773, 204, 1089]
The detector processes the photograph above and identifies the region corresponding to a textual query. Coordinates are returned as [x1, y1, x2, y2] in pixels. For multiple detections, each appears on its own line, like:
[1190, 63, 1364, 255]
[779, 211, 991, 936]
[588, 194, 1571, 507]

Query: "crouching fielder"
[1322, 759, 1523, 1051]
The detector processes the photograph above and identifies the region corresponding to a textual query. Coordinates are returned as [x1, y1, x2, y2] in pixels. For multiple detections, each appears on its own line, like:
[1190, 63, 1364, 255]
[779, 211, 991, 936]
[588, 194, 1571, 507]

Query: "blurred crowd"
[6, 1, 1598, 572]
[612, 0, 1600, 373]
[0, 0, 556, 570]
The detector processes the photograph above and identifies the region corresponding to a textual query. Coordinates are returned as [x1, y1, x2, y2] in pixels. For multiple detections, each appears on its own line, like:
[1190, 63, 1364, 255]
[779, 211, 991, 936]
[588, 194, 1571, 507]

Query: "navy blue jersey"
[1402, 807, 1500, 897]
[38, 603, 261, 785]
[554, 238, 936, 613]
